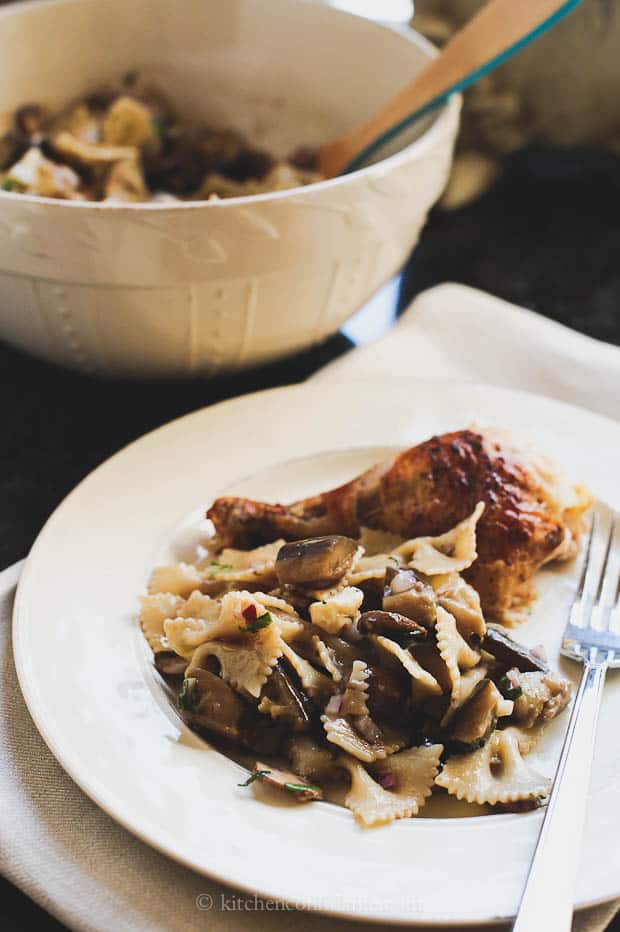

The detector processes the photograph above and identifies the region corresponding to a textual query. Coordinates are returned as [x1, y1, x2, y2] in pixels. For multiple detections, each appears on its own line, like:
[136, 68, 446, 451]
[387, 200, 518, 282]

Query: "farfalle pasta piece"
[149, 562, 202, 597]
[280, 641, 334, 703]
[340, 661, 370, 717]
[348, 553, 401, 586]
[372, 743, 443, 810]
[163, 594, 222, 658]
[372, 635, 442, 698]
[199, 540, 284, 590]
[192, 623, 283, 698]
[309, 586, 364, 635]
[358, 527, 405, 556]
[218, 540, 284, 571]
[430, 573, 486, 640]
[312, 635, 343, 683]
[341, 745, 442, 826]
[440, 665, 488, 727]
[322, 716, 388, 763]
[447, 680, 513, 747]
[140, 592, 184, 651]
[435, 727, 551, 805]
[164, 590, 301, 659]
[435, 607, 481, 710]
[397, 502, 485, 575]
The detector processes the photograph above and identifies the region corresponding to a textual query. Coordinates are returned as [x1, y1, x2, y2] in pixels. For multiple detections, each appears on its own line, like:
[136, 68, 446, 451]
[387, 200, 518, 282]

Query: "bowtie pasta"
[141, 502, 572, 827]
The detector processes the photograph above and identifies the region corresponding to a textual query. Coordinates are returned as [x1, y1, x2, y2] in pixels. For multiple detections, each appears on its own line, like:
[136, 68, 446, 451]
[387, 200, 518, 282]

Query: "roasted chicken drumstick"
[207, 430, 591, 621]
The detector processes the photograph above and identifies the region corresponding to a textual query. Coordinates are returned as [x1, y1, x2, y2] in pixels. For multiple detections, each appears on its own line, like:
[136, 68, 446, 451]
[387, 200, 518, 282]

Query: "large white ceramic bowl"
[0, 0, 460, 377]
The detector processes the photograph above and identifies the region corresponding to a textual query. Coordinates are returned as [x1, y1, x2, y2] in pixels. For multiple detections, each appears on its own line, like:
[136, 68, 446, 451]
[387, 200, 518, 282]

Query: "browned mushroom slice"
[483, 625, 549, 673]
[288, 144, 320, 172]
[245, 761, 323, 800]
[288, 736, 339, 783]
[177, 670, 245, 742]
[53, 130, 136, 165]
[383, 569, 437, 627]
[154, 650, 187, 677]
[448, 680, 509, 750]
[288, 623, 365, 682]
[365, 662, 410, 722]
[275, 536, 359, 589]
[358, 610, 427, 640]
[258, 660, 313, 732]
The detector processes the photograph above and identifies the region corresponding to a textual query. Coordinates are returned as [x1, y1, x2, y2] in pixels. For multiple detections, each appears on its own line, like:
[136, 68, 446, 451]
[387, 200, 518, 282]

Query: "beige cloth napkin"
[317, 283, 620, 420]
[2, 284, 620, 932]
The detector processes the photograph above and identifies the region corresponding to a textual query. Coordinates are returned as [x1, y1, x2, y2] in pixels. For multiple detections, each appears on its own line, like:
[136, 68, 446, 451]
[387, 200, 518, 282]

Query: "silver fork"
[513, 503, 620, 932]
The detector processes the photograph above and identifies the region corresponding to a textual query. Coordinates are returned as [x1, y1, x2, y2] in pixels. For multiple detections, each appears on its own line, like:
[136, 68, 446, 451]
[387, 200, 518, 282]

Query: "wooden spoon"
[318, 0, 582, 178]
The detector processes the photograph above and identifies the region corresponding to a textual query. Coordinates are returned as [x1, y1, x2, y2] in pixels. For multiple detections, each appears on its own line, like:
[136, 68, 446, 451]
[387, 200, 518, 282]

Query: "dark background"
[2, 147, 620, 929]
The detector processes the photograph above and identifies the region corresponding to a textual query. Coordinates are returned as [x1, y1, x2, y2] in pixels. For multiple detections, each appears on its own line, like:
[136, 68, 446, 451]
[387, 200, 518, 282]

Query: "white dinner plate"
[13, 380, 620, 926]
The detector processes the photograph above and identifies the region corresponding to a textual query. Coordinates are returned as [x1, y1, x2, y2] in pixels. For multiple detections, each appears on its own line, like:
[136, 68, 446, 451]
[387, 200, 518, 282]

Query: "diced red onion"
[242, 603, 258, 623]
[378, 771, 396, 789]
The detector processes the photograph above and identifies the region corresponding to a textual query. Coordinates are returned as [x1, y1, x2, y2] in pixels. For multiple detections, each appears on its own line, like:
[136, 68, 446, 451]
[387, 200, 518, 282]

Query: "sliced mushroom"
[249, 761, 322, 801]
[383, 569, 437, 627]
[483, 625, 549, 673]
[177, 669, 245, 742]
[154, 650, 187, 677]
[288, 736, 339, 783]
[448, 679, 504, 749]
[358, 610, 427, 641]
[239, 710, 288, 756]
[258, 660, 313, 732]
[275, 536, 358, 589]
[364, 662, 410, 722]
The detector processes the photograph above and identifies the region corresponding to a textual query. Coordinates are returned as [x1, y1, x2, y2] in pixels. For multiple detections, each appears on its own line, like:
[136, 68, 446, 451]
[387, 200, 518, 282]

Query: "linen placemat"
[2, 283, 620, 931]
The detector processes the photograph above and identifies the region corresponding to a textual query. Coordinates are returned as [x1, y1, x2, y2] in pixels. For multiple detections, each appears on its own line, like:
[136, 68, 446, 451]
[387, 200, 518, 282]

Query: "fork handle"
[513, 661, 607, 932]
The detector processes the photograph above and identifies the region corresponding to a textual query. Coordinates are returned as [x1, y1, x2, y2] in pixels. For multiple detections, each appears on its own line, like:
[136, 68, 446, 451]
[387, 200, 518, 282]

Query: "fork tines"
[562, 505, 620, 665]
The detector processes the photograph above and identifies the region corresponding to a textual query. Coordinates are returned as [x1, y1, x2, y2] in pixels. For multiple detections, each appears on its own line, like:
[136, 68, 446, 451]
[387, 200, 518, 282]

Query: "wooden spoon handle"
[320, 0, 571, 176]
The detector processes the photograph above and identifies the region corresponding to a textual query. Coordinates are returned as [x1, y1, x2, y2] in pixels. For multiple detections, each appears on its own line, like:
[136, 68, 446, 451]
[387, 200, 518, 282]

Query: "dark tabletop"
[2, 146, 620, 930]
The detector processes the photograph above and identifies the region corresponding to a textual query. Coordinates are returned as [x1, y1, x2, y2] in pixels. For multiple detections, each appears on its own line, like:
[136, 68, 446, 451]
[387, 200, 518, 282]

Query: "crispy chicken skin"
[207, 430, 591, 621]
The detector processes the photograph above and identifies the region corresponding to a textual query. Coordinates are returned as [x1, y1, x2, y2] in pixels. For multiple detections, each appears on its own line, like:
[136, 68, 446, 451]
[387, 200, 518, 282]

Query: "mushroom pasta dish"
[0, 75, 322, 202]
[140, 429, 591, 827]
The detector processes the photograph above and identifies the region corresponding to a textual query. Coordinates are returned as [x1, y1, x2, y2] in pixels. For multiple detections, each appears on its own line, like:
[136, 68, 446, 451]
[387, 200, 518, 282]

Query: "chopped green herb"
[499, 674, 523, 701]
[238, 769, 271, 787]
[284, 781, 321, 795]
[1, 177, 17, 191]
[178, 677, 200, 712]
[208, 561, 234, 576]
[388, 555, 400, 565]
[240, 611, 273, 634]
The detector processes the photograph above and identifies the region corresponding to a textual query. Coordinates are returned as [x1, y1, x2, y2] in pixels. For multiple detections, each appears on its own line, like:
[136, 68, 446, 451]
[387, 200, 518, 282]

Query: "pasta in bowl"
[140, 429, 590, 827]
